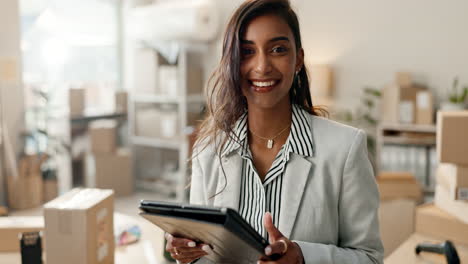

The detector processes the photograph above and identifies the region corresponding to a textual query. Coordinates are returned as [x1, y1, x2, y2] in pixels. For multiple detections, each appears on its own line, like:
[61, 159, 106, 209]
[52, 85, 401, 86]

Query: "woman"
[165, 0, 384, 263]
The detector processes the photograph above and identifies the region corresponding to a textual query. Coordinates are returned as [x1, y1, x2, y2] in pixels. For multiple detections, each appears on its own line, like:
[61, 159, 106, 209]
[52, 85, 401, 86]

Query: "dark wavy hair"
[192, 0, 326, 196]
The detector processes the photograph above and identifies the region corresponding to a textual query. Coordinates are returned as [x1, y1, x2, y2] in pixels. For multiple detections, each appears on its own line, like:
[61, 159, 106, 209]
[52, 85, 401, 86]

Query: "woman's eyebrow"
[241, 36, 290, 44]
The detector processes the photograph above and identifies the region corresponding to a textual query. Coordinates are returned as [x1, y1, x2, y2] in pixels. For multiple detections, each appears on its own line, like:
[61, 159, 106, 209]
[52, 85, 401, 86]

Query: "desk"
[0, 213, 171, 264]
[385, 233, 468, 263]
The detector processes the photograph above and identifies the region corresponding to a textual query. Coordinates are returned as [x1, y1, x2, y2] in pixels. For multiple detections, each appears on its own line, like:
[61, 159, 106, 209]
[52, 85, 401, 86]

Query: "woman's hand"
[165, 233, 212, 264]
[258, 212, 305, 264]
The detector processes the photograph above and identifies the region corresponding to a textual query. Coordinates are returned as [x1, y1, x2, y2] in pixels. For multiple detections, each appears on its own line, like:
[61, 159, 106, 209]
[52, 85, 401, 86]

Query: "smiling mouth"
[249, 79, 280, 92]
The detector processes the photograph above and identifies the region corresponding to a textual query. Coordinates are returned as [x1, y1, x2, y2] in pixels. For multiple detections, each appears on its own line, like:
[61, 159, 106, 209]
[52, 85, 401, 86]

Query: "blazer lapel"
[279, 154, 314, 238]
[213, 153, 243, 211]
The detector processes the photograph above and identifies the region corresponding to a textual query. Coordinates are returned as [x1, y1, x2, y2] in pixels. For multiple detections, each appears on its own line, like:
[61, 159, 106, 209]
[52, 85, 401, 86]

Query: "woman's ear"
[296, 48, 304, 72]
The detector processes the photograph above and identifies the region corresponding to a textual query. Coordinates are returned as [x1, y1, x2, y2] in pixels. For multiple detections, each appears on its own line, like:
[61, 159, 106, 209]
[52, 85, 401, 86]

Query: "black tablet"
[139, 200, 271, 263]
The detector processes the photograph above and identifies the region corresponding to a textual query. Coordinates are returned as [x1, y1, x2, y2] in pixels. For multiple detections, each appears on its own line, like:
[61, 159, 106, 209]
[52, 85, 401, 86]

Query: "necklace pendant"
[267, 139, 274, 149]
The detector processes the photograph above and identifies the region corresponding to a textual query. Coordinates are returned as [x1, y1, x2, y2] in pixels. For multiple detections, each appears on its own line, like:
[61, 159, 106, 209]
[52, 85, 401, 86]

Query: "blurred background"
[0, 0, 467, 263]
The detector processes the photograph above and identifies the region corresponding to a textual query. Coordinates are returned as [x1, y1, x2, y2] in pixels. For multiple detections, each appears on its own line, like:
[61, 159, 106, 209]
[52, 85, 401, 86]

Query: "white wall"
[0, 0, 25, 205]
[209, 0, 468, 111]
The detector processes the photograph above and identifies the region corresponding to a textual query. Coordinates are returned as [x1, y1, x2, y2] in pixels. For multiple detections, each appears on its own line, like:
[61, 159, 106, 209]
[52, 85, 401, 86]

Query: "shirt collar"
[221, 104, 314, 157]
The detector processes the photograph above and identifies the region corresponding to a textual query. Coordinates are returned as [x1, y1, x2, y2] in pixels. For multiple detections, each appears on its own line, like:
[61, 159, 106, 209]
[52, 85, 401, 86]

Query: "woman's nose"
[253, 52, 273, 74]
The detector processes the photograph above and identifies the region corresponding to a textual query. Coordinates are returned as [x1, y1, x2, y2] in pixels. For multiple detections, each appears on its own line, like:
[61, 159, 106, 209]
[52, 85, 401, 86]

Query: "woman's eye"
[272, 46, 288, 53]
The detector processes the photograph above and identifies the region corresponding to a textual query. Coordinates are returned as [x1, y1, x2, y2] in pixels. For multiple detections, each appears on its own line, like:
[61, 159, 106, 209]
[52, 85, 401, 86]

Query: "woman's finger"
[264, 239, 288, 256]
[166, 233, 198, 248]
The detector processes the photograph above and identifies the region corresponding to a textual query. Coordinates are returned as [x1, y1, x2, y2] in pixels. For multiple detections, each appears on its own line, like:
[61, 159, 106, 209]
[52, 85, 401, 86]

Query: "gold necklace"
[249, 123, 290, 149]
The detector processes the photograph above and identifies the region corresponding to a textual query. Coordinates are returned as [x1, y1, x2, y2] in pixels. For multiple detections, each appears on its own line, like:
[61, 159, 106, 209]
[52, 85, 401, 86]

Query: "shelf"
[135, 178, 177, 198]
[70, 111, 127, 124]
[132, 135, 185, 150]
[132, 94, 205, 104]
[382, 136, 436, 146]
[379, 123, 436, 133]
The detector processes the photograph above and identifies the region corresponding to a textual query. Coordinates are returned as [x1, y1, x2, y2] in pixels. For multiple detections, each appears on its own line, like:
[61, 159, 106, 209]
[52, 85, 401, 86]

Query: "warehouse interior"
[0, 0, 468, 263]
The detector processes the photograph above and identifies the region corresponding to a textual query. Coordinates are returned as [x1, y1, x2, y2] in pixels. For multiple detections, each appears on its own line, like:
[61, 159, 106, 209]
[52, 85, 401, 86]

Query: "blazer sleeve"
[294, 130, 384, 264]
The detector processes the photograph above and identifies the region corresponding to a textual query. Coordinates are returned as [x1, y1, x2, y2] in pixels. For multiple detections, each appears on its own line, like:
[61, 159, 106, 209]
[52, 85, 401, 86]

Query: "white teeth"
[252, 81, 276, 87]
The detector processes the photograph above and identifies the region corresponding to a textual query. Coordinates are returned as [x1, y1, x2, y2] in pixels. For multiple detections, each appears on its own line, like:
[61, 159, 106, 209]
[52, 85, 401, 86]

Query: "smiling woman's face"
[240, 14, 303, 110]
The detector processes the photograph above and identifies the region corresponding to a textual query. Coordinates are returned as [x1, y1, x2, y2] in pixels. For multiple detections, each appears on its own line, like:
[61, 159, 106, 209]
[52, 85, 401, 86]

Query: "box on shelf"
[415, 203, 468, 247]
[6, 154, 47, 209]
[381, 83, 426, 124]
[434, 185, 468, 224]
[69, 88, 85, 117]
[377, 171, 423, 202]
[115, 91, 128, 113]
[437, 111, 468, 166]
[44, 188, 114, 264]
[436, 164, 468, 200]
[159, 65, 178, 97]
[0, 217, 44, 252]
[395, 72, 412, 88]
[89, 120, 117, 154]
[135, 105, 179, 139]
[415, 90, 434, 125]
[43, 178, 59, 202]
[379, 199, 416, 257]
[94, 149, 133, 196]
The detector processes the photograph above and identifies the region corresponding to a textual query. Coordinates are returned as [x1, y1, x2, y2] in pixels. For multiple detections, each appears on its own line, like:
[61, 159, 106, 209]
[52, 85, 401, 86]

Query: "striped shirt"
[222, 104, 314, 239]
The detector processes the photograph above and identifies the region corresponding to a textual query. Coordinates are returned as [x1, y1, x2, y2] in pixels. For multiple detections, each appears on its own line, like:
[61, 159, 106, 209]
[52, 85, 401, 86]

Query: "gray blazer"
[190, 114, 384, 264]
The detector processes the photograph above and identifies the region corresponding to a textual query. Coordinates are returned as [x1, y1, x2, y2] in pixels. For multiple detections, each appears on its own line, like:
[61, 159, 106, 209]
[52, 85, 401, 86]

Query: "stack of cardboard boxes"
[377, 171, 423, 256]
[386, 111, 468, 262]
[414, 111, 468, 245]
[89, 120, 133, 196]
[381, 72, 434, 125]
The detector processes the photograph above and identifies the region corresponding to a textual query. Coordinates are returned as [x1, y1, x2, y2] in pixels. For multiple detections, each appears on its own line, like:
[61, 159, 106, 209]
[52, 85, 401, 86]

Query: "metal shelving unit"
[126, 41, 206, 202]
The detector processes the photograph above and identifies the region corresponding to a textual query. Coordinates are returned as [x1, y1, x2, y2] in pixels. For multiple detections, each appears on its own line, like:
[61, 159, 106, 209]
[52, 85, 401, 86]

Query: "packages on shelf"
[381, 84, 427, 124]
[89, 120, 118, 154]
[377, 171, 423, 202]
[94, 149, 133, 197]
[44, 188, 115, 264]
[415, 203, 468, 247]
[69, 88, 85, 117]
[415, 90, 434, 125]
[379, 199, 416, 257]
[436, 111, 468, 166]
[0, 216, 44, 252]
[436, 163, 468, 200]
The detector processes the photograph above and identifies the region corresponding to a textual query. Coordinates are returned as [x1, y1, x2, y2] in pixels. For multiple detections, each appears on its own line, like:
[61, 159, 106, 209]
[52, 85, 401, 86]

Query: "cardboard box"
[415, 203, 468, 247]
[0, 217, 44, 252]
[395, 72, 412, 88]
[437, 111, 468, 165]
[436, 164, 468, 200]
[43, 179, 58, 202]
[416, 91, 434, 125]
[133, 48, 157, 94]
[377, 171, 423, 202]
[89, 120, 117, 154]
[159, 65, 178, 97]
[69, 88, 85, 117]
[115, 91, 128, 113]
[379, 199, 416, 257]
[95, 149, 133, 196]
[385, 233, 468, 263]
[6, 155, 47, 209]
[381, 84, 426, 124]
[434, 185, 468, 224]
[44, 188, 115, 264]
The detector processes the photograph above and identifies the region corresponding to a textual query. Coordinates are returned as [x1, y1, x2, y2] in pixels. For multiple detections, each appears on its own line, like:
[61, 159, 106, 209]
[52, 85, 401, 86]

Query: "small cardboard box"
[115, 91, 128, 113]
[434, 185, 468, 224]
[69, 88, 85, 117]
[379, 199, 416, 257]
[43, 178, 59, 202]
[415, 203, 468, 247]
[6, 154, 47, 209]
[89, 120, 117, 154]
[381, 84, 426, 124]
[0, 217, 44, 252]
[94, 149, 133, 197]
[44, 188, 115, 264]
[377, 172, 423, 202]
[436, 164, 468, 200]
[437, 111, 468, 166]
[416, 91, 434, 125]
